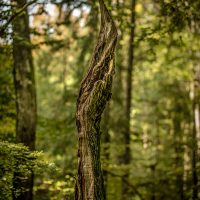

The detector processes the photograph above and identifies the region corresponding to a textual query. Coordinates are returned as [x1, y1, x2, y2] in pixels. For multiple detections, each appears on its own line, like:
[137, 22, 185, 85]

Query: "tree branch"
[0, 0, 36, 37]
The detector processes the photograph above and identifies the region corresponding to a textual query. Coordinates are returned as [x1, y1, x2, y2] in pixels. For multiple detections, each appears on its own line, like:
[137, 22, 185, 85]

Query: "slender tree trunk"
[150, 164, 156, 200]
[12, 0, 36, 199]
[183, 122, 191, 200]
[121, 0, 135, 198]
[192, 99, 198, 200]
[191, 65, 199, 200]
[75, 0, 118, 199]
[173, 107, 184, 200]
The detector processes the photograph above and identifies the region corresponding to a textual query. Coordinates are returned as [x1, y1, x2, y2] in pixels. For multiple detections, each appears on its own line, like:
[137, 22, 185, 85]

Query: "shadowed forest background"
[0, 0, 200, 199]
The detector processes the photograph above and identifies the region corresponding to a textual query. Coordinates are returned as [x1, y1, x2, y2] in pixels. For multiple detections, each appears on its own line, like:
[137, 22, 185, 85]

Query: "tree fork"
[75, 0, 118, 199]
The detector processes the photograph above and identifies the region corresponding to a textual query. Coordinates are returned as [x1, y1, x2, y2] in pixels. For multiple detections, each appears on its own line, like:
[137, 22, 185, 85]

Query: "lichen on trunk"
[75, 0, 118, 199]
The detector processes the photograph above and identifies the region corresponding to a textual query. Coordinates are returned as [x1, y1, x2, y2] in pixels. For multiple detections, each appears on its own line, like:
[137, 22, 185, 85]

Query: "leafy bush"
[0, 141, 50, 200]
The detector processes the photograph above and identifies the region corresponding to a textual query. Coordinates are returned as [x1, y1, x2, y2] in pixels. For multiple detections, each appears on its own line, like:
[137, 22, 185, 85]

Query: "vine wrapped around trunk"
[75, 0, 118, 199]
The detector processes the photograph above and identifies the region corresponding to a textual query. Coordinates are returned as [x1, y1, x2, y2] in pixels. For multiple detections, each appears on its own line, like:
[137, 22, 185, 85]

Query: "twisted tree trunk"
[102, 104, 110, 197]
[75, 0, 117, 199]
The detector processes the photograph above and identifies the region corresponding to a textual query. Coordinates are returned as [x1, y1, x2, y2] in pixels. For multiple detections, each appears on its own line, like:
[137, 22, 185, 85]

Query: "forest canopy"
[0, 0, 200, 200]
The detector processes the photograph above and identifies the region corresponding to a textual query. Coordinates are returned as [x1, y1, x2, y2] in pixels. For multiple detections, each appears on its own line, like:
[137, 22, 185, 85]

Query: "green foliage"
[158, 0, 200, 31]
[0, 141, 50, 200]
[0, 45, 15, 142]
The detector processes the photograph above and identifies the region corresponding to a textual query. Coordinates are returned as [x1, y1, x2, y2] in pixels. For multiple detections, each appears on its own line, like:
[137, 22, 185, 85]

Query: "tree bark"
[102, 104, 110, 197]
[12, 0, 36, 199]
[121, 0, 135, 198]
[75, 0, 118, 199]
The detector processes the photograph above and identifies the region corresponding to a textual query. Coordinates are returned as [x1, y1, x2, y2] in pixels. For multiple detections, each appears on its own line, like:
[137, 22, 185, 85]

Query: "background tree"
[12, 0, 37, 199]
[121, 0, 136, 198]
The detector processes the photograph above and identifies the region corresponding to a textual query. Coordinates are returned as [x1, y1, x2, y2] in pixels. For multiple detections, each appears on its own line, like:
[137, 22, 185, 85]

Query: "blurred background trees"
[0, 0, 200, 199]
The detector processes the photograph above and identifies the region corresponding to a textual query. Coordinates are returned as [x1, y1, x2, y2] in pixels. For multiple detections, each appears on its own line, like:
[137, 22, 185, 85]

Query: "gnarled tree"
[75, 0, 118, 199]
